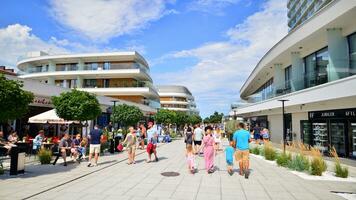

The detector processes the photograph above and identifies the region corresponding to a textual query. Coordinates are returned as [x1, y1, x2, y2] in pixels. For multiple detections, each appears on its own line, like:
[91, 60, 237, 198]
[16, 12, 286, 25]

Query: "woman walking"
[122, 126, 137, 164]
[202, 126, 215, 173]
[185, 127, 194, 147]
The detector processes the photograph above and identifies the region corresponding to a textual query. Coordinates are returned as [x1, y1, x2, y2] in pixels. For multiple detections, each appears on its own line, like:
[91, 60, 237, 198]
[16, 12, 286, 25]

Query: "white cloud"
[188, 0, 242, 15]
[0, 24, 68, 69]
[49, 0, 175, 42]
[154, 0, 288, 117]
[0, 24, 147, 70]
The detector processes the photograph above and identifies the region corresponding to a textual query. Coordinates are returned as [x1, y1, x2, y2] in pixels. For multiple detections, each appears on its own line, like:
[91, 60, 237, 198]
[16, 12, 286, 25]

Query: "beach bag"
[117, 143, 123, 152]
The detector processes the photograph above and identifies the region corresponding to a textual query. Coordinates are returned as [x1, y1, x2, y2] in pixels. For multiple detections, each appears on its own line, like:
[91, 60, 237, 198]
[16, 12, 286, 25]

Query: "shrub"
[170, 131, 177, 138]
[335, 163, 348, 178]
[264, 142, 277, 161]
[251, 147, 260, 155]
[276, 152, 292, 167]
[310, 147, 327, 176]
[288, 154, 310, 172]
[330, 147, 348, 178]
[0, 166, 4, 175]
[38, 149, 52, 164]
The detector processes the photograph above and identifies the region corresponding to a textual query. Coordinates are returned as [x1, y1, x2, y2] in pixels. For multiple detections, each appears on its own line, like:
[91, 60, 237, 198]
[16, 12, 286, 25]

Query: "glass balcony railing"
[82, 80, 153, 89]
[245, 67, 356, 104]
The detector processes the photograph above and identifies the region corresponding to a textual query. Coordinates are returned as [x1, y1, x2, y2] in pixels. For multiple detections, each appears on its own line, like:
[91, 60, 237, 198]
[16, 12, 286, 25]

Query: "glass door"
[301, 121, 312, 146]
[350, 123, 356, 158]
[312, 122, 328, 153]
[330, 121, 346, 156]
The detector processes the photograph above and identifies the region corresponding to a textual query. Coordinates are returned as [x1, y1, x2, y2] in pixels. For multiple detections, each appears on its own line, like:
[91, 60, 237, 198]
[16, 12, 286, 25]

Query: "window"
[104, 62, 110, 70]
[285, 66, 292, 90]
[348, 32, 356, 75]
[304, 47, 329, 88]
[253, 78, 273, 101]
[84, 79, 97, 87]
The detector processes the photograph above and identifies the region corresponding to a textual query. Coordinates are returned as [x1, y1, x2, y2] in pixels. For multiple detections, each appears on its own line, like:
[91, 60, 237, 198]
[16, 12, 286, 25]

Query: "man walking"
[193, 124, 203, 154]
[88, 125, 103, 167]
[146, 121, 158, 162]
[233, 122, 251, 179]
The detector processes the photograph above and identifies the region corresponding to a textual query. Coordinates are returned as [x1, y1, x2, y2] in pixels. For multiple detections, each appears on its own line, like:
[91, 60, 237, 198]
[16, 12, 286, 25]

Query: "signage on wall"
[309, 108, 356, 120]
[31, 96, 52, 107]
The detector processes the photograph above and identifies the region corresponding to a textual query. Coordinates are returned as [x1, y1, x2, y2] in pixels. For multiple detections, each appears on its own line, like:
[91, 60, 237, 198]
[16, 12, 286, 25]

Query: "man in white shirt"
[193, 124, 204, 154]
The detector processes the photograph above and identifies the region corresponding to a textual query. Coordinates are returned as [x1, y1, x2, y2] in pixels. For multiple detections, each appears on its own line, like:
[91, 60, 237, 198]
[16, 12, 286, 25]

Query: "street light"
[110, 100, 118, 154]
[278, 99, 289, 153]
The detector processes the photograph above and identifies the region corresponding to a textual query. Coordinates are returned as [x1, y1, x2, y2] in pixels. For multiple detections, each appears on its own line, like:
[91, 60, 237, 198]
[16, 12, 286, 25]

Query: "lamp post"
[110, 100, 118, 154]
[278, 99, 289, 153]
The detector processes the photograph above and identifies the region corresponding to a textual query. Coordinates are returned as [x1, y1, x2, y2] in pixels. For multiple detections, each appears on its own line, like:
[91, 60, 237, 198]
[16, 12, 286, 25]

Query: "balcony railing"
[245, 68, 355, 104]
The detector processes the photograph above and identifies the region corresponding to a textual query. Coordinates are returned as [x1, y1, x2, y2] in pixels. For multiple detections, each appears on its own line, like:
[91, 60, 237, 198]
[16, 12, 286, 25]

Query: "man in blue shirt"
[88, 125, 103, 167]
[233, 122, 251, 179]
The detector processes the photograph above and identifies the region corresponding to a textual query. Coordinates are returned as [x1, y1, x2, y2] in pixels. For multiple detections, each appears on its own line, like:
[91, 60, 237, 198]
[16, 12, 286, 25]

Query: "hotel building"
[156, 85, 199, 115]
[234, 0, 356, 158]
[16, 51, 160, 110]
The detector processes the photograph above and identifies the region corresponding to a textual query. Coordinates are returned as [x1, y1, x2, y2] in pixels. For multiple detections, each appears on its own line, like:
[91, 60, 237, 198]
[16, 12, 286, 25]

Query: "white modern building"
[288, 0, 332, 30]
[156, 85, 199, 115]
[16, 51, 160, 110]
[235, 0, 356, 158]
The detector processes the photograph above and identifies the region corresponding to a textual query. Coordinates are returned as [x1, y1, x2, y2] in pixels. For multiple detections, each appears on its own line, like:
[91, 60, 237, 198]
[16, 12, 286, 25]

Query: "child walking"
[186, 144, 196, 174]
[225, 141, 235, 175]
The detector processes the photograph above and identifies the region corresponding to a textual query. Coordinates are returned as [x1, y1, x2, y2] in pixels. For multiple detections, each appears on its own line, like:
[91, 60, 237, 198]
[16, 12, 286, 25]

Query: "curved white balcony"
[19, 69, 151, 81]
[78, 87, 159, 99]
[160, 100, 189, 105]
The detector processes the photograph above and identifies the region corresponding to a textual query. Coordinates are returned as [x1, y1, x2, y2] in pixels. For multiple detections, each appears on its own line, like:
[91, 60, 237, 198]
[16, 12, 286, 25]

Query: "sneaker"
[93, 163, 98, 167]
[63, 162, 67, 167]
[244, 169, 250, 179]
[87, 163, 92, 167]
[155, 157, 159, 162]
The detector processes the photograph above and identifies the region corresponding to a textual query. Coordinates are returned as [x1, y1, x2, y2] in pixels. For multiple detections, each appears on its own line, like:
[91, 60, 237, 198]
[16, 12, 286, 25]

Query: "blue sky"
[0, 0, 288, 117]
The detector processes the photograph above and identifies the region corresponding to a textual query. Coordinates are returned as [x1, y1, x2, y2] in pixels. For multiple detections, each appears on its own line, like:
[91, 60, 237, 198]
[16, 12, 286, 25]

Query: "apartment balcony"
[19, 68, 151, 81]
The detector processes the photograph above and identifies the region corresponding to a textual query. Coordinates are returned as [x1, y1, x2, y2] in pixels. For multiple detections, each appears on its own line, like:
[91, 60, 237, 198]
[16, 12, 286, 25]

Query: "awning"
[28, 109, 78, 124]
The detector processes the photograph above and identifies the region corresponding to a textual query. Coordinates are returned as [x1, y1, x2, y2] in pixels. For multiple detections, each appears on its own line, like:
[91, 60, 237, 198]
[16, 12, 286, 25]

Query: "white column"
[48, 60, 56, 72]
[291, 51, 304, 91]
[326, 28, 350, 81]
[63, 80, 68, 88]
[78, 59, 84, 71]
[77, 76, 83, 88]
[273, 63, 284, 94]
[47, 77, 55, 85]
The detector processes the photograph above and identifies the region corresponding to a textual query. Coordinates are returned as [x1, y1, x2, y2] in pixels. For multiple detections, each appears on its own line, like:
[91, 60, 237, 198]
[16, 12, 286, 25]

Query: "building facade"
[235, 0, 356, 158]
[288, 0, 332, 31]
[17, 51, 160, 110]
[156, 85, 199, 115]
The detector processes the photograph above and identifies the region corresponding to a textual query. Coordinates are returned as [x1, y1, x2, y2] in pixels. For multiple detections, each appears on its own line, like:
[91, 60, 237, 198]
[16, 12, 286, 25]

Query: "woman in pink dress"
[202, 126, 215, 173]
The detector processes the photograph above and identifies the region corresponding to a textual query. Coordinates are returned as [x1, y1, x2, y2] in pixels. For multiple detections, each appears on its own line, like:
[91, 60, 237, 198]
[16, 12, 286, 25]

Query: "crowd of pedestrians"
[183, 122, 252, 178]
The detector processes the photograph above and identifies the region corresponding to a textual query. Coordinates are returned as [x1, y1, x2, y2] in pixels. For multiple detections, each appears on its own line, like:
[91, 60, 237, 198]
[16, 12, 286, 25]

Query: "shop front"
[301, 108, 356, 159]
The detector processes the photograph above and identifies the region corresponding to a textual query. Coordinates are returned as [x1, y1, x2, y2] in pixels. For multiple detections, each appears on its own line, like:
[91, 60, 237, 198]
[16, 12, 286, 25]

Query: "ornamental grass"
[330, 147, 348, 178]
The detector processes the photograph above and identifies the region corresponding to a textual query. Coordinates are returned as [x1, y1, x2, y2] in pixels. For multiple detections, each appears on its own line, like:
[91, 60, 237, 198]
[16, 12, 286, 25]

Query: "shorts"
[146, 143, 156, 154]
[235, 150, 249, 161]
[254, 134, 260, 140]
[194, 140, 202, 145]
[127, 145, 136, 154]
[89, 144, 101, 154]
[226, 159, 233, 166]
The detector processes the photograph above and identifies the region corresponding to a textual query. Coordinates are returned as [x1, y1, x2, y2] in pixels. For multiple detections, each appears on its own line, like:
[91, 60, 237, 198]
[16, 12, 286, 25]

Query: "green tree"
[154, 109, 176, 125]
[189, 114, 202, 125]
[0, 75, 34, 123]
[111, 104, 143, 129]
[174, 111, 189, 128]
[204, 111, 224, 124]
[51, 89, 102, 121]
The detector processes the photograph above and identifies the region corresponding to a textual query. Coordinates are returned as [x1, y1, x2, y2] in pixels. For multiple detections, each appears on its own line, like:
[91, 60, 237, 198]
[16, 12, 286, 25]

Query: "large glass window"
[285, 65, 292, 90]
[348, 33, 356, 75]
[304, 47, 328, 88]
[84, 79, 97, 88]
[315, 48, 329, 85]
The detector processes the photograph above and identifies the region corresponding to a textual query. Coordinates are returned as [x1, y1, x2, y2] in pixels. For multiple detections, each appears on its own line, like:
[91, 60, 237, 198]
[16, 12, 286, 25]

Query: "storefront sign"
[309, 108, 356, 120]
[31, 96, 52, 107]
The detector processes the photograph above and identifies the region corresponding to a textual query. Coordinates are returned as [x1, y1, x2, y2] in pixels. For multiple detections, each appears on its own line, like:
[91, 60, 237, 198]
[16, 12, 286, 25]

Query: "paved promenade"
[1, 139, 355, 200]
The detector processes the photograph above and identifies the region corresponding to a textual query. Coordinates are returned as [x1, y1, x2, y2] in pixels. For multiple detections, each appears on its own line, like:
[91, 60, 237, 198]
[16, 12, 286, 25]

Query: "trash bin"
[10, 146, 25, 176]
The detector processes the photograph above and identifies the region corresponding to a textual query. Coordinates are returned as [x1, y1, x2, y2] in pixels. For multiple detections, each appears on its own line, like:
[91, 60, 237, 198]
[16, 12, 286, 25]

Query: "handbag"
[117, 143, 123, 152]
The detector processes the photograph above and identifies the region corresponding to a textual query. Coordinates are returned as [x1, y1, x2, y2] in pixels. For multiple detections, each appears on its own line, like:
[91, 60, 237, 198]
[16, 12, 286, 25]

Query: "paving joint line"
[21, 142, 168, 200]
